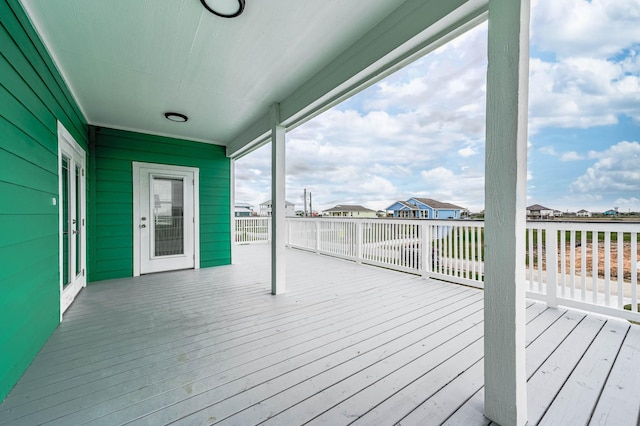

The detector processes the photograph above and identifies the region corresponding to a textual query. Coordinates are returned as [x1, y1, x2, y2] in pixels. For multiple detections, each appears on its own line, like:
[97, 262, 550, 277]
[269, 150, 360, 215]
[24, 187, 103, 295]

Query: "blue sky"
[235, 0, 640, 214]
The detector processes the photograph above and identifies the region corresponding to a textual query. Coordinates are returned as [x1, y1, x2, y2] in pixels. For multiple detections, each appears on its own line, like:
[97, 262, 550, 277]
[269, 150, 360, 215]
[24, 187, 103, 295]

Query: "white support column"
[230, 159, 236, 264]
[421, 222, 431, 278]
[356, 221, 363, 264]
[484, 0, 530, 425]
[271, 103, 286, 295]
[546, 226, 558, 308]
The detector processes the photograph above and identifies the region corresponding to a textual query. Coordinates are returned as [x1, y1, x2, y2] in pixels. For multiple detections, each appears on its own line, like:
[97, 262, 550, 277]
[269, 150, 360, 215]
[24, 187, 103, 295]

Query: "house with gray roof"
[386, 197, 464, 219]
[526, 204, 554, 219]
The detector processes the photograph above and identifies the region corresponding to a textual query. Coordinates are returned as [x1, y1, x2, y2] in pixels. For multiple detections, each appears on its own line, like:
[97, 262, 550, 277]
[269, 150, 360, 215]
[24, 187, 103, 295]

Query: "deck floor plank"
[0, 245, 637, 426]
[589, 326, 640, 426]
[540, 319, 630, 426]
[310, 302, 548, 425]
[527, 314, 608, 424]
[385, 306, 574, 426]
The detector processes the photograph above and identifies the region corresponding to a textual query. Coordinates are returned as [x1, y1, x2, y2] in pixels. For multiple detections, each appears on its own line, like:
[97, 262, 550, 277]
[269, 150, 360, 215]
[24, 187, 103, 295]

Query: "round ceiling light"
[200, 0, 245, 18]
[164, 112, 188, 123]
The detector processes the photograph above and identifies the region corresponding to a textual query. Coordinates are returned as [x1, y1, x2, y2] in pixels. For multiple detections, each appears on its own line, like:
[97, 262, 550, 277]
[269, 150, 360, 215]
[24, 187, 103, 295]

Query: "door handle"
[140, 224, 147, 228]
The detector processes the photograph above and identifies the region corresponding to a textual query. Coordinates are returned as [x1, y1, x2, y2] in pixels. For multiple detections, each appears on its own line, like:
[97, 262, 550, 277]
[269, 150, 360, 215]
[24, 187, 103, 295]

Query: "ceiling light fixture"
[200, 0, 245, 18]
[164, 112, 189, 123]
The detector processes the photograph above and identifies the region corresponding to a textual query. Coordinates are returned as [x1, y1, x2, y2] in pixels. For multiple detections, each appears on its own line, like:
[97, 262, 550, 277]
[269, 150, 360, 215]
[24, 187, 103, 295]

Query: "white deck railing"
[234, 217, 271, 244]
[234, 217, 640, 322]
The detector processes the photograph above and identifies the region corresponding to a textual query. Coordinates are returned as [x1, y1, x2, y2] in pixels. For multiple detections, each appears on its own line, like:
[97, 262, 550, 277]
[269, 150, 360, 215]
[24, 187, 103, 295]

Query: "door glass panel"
[153, 177, 184, 256]
[61, 157, 70, 287]
[75, 164, 81, 276]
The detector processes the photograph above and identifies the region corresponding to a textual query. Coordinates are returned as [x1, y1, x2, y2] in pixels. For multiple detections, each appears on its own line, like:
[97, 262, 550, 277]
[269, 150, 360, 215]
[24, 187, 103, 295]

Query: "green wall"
[0, 0, 231, 400]
[0, 0, 88, 400]
[88, 127, 231, 282]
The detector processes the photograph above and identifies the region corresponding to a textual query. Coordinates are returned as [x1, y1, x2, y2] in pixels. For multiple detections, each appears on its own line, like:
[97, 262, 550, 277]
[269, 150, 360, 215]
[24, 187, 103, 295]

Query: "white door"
[133, 163, 199, 275]
[59, 123, 86, 317]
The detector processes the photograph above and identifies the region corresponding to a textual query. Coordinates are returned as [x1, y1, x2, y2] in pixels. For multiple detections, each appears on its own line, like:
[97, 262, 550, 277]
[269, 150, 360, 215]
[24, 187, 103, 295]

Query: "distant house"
[576, 209, 591, 218]
[553, 210, 563, 217]
[386, 197, 463, 219]
[234, 203, 254, 217]
[322, 204, 377, 218]
[604, 209, 618, 216]
[259, 200, 296, 217]
[526, 204, 554, 219]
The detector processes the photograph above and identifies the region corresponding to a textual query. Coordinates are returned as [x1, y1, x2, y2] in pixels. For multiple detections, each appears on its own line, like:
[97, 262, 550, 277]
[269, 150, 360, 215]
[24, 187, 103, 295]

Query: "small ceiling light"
[200, 0, 245, 18]
[164, 112, 188, 123]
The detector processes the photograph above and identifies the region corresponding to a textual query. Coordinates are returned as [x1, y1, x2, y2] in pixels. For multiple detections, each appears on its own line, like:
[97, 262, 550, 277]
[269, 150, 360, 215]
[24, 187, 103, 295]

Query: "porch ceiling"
[19, 0, 487, 156]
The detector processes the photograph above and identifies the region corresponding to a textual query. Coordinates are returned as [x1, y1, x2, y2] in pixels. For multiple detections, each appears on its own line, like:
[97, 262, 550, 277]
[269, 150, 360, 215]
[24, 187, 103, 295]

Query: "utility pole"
[309, 192, 313, 217]
[303, 188, 307, 217]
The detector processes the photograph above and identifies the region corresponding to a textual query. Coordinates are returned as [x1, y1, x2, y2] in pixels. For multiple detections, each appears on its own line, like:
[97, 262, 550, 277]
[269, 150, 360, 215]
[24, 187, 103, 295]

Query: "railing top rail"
[242, 216, 638, 231]
[285, 217, 486, 226]
[529, 220, 640, 231]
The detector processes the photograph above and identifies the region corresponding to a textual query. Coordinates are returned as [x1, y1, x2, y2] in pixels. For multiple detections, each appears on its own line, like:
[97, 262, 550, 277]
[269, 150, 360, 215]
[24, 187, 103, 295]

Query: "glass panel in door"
[153, 177, 184, 257]
[75, 164, 81, 276]
[61, 156, 71, 288]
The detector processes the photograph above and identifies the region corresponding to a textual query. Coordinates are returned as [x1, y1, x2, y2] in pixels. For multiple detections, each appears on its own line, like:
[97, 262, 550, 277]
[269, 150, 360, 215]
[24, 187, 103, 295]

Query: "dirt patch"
[565, 241, 640, 281]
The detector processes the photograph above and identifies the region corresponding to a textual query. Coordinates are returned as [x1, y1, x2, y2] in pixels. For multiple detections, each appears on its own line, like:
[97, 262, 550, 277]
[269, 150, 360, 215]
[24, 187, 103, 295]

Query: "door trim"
[58, 121, 86, 321]
[132, 162, 200, 276]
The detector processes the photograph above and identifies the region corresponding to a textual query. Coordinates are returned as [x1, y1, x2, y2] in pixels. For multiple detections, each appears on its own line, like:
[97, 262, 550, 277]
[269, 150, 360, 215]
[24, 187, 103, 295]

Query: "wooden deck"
[1, 245, 639, 425]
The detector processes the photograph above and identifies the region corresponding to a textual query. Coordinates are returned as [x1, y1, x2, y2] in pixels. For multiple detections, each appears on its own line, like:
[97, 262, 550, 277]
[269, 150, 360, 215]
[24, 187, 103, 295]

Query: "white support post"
[484, 0, 530, 425]
[271, 104, 286, 295]
[356, 221, 363, 263]
[230, 159, 236, 263]
[546, 227, 558, 308]
[315, 220, 321, 254]
[421, 222, 430, 278]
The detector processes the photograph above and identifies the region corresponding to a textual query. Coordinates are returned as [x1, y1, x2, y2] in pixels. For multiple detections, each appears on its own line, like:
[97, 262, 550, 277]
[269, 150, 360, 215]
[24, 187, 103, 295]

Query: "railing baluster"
[536, 227, 543, 292]
[592, 232, 599, 304]
[470, 225, 476, 278]
[528, 227, 534, 290]
[632, 232, 638, 312]
[617, 231, 624, 309]
[560, 228, 566, 297]
[570, 230, 576, 299]
[547, 227, 558, 308]
[604, 231, 611, 306]
[581, 230, 587, 302]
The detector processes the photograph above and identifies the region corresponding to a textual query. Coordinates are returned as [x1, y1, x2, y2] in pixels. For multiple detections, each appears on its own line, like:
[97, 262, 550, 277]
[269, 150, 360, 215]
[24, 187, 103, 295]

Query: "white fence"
[235, 217, 640, 322]
[234, 217, 270, 244]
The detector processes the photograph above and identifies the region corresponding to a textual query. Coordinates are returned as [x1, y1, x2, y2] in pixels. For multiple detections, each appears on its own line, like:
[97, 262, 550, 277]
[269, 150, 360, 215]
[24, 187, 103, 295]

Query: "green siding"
[0, 0, 88, 400]
[89, 127, 231, 282]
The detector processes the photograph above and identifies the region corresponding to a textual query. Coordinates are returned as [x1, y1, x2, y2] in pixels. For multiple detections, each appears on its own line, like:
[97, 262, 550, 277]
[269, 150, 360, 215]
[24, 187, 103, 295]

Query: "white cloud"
[419, 166, 484, 210]
[613, 197, 640, 211]
[571, 141, 640, 192]
[531, 0, 640, 59]
[538, 146, 584, 161]
[527, 0, 640, 132]
[560, 151, 584, 162]
[539, 146, 558, 156]
[528, 57, 639, 132]
[458, 147, 476, 157]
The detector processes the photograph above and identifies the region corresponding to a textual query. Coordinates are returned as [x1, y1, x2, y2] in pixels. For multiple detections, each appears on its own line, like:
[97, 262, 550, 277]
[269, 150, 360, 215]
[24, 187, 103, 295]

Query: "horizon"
[235, 0, 640, 215]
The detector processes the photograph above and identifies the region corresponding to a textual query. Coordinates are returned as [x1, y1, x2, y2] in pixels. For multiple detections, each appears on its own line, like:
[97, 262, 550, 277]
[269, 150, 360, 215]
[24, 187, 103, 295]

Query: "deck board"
[540, 320, 629, 426]
[590, 326, 640, 426]
[0, 244, 638, 425]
